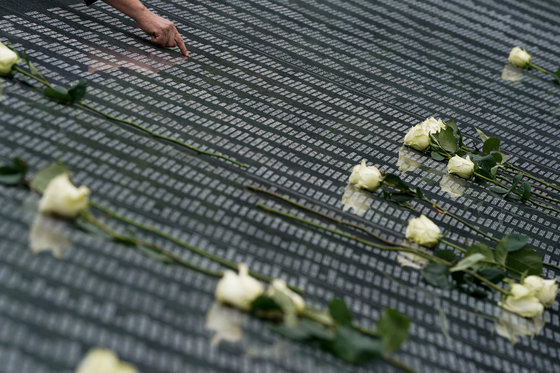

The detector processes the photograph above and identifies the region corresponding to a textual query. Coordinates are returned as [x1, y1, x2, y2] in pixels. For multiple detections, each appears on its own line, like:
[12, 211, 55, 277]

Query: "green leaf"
[68, 78, 88, 104]
[518, 181, 531, 200]
[474, 126, 490, 143]
[377, 308, 410, 354]
[421, 263, 453, 289]
[437, 128, 458, 154]
[491, 152, 502, 164]
[329, 298, 353, 326]
[478, 268, 505, 284]
[30, 162, 68, 193]
[489, 187, 509, 194]
[269, 318, 335, 341]
[466, 243, 494, 262]
[445, 118, 459, 136]
[472, 154, 497, 174]
[0, 158, 28, 185]
[251, 295, 282, 311]
[556, 64, 560, 78]
[389, 193, 414, 203]
[505, 234, 529, 252]
[22, 50, 42, 78]
[383, 173, 411, 192]
[450, 253, 486, 272]
[506, 247, 543, 276]
[136, 244, 173, 264]
[482, 137, 501, 154]
[494, 237, 508, 265]
[430, 151, 445, 161]
[43, 85, 72, 104]
[332, 326, 384, 364]
[434, 250, 456, 262]
[511, 173, 523, 190]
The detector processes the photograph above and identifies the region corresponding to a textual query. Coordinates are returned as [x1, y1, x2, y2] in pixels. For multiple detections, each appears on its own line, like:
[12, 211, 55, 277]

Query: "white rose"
[267, 279, 306, 313]
[38, 173, 90, 218]
[420, 117, 446, 135]
[523, 276, 544, 293]
[535, 278, 558, 308]
[403, 125, 430, 151]
[499, 283, 544, 318]
[447, 155, 474, 179]
[0, 42, 18, 75]
[75, 348, 137, 373]
[215, 263, 264, 311]
[508, 47, 531, 68]
[348, 160, 382, 191]
[405, 215, 441, 248]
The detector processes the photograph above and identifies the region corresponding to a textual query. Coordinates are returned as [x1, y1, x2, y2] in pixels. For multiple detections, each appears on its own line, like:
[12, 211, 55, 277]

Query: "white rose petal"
[403, 125, 430, 151]
[405, 215, 441, 248]
[75, 348, 137, 373]
[508, 46, 531, 68]
[420, 117, 446, 135]
[0, 42, 18, 75]
[535, 278, 558, 308]
[267, 279, 306, 313]
[39, 173, 90, 218]
[447, 155, 474, 179]
[215, 263, 264, 311]
[499, 283, 544, 318]
[523, 276, 544, 293]
[348, 160, 382, 191]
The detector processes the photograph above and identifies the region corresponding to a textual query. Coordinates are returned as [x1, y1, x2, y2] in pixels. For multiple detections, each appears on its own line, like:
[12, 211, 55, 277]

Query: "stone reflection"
[341, 183, 374, 216]
[397, 146, 423, 173]
[75, 348, 137, 373]
[501, 64, 523, 82]
[439, 173, 467, 198]
[494, 310, 545, 344]
[87, 46, 183, 74]
[246, 342, 288, 359]
[205, 302, 245, 346]
[29, 212, 72, 258]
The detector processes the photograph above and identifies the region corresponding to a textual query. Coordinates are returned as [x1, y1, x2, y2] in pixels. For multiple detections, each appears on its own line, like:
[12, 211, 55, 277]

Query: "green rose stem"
[496, 175, 560, 204]
[502, 165, 560, 193]
[80, 209, 223, 278]
[11, 66, 247, 168]
[256, 203, 449, 265]
[245, 184, 400, 247]
[87, 201, 302, 293]
[527, 62, 557, 78]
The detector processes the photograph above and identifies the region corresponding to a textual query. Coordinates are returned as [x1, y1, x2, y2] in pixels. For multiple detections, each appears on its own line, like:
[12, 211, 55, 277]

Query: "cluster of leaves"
[421, 234, 542, 297]
[251, 295, 410, 364]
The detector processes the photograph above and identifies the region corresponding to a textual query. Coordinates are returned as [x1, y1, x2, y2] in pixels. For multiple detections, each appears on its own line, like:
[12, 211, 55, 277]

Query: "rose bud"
[0, 41, 18, 76]
[447, 155, 474, 179]
[215, 263, 264, 311]
[405, 215, 441, 248]
[508, 47, 531, 68]
[38, 173, 90, 218]
[403, 125, 430, 151]
[348, 160, 382, 191]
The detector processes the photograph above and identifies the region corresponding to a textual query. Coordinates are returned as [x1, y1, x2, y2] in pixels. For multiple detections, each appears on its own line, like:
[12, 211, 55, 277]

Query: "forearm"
[100, 0, 149, 22]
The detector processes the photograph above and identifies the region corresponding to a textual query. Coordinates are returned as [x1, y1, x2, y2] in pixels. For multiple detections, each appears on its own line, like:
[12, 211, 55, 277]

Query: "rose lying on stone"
[447, 155, 474, 179]
[215, 263, 264, 311]
[405, 215, 441, 248]
[499, 283, 544, 318]
[75, 348, 137, 373]
[420, 116, 446, 135]
[508, 47, 531, 68]
[39, 173, 90, 218]
[0, 41, 18, 76]
[403, 124, 430, 151]
[348, 160, 382, 191]
[523, 275, 558, 308]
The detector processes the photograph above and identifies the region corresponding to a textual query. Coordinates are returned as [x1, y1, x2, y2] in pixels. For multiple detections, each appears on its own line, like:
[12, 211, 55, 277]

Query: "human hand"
[135, 11, 189, 57]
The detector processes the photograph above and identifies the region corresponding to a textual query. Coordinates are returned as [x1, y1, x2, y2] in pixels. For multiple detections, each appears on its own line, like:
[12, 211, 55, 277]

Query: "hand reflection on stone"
[494, 310, 545, 344]
[397, 146, 422, 173]
[341, 183, 374, 216]
[29, 212, 72, 258]
[205, 302, 245, 346]
[439, 173, 467, 198]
